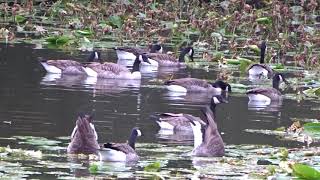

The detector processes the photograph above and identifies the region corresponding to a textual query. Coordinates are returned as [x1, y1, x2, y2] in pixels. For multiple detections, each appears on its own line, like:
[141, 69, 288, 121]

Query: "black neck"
[131, 60, 140, 73]
[178, 50, 187, 62]
[260, 47, 265, 64]
[128, 132, 137, 149]
[209, 103, 217, 118]
[273, 78, 280, 90]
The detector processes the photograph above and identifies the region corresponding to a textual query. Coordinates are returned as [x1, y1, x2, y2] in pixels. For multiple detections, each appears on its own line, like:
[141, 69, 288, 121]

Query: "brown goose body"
[67, 114, 100, 154]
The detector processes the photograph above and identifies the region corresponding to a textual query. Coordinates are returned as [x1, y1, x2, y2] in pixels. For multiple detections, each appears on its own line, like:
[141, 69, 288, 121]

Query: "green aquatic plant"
[144, 162, 161, 172]
[291, 163, 320, 180]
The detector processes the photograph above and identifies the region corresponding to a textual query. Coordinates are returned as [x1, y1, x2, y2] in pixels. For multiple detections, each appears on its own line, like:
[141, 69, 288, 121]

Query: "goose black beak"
[142, 54, 151, 64]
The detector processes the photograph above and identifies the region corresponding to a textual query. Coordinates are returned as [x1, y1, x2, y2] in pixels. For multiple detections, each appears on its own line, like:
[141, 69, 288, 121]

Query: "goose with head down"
[40, 51, 101, 75]
[114, 44, 163, 61]
[246, 73, 288, 105]
[98, 127, 141, 162]
[67, 113, 100, 154]
[83, 54, 151, 79]
[154, 95, 227, 132]
[145, 47, 194, 67]
[188, 95, 227, 157]
[164, 78, 231, 94]
[247, 41, 273, 78]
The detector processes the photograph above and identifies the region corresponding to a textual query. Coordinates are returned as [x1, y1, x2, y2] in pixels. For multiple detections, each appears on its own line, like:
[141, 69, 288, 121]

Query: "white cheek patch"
[94, 52, 99, 59]
[159, 46, 163, 53]
[279, 75, 283, 82]
[213, 97, 220, 104]
[136, 129, 142, 136]
[139, 55, 143, 61]
[188, 49, 193, 56]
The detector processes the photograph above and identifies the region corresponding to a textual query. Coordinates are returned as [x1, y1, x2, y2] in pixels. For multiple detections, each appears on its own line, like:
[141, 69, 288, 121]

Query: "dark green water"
[0, 43, 318, 179]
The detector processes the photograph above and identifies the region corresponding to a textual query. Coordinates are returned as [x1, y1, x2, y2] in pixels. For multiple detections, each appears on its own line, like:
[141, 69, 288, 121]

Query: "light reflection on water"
[0, 43, 319, 178]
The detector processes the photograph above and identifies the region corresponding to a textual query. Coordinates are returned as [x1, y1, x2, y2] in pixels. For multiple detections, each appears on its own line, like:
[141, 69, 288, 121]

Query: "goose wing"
[115, 47, 146, 54]
[104, 143, 136, 154]
[146, 53, 176, 62]
[68, 117, 100, 153]
[165, 78, 211, 89]
[46, 60, 82, 69]
[246, 87, 281, 96]
[87, 62, 129, 74]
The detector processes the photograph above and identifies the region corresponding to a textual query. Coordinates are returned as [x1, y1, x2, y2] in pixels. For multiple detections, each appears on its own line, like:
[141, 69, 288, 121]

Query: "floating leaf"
[292, 163, 320, 180]
[144, 162, 161, 172]
[108, 15, 123, 29]
[303, 88, 320, 97]
[89, 163, 99, 174]
[304, 123, 320, 133]
[15, 15, 27, 24]
[248, 45, 260, 55]
[256, 17, 272, 25]
[75, 30, 93, 36]
[45, 36, 70, 46]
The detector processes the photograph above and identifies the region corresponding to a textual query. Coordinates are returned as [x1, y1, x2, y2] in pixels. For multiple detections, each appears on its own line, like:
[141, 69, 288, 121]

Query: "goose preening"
[246, 73, 288, 105]
[247, 41, 273, 78]
[145, 47, 194, 67]
[164, 78, 231, 93]
[154, 95, 227, 132]
[189, 96, 227, 157]
[114, 44, 163, 61]
[67, 114, 99, 154]
[40, 51, 101, 75]
[82, 54, 151, 79]
[98, 127, 141, 162]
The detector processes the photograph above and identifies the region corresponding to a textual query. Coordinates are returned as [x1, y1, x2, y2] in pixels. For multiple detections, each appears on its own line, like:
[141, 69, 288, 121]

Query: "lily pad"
[292, 163, 320, 180]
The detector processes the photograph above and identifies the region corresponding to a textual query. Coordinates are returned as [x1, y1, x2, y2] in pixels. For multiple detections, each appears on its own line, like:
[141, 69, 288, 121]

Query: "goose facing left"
[40, 51, 101, 74]
[67, 113, 100, 154]
[114, 44, 163, 60]
[83, 54, 151, 79]
[98, 127, 141, 162]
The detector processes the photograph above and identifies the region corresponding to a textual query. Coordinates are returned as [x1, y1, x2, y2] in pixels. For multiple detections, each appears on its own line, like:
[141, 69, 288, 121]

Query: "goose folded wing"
[246, 87, 278, 95]
[47, 60, 82, 68]
[146, 53, 176, 62]
[165, 78, 210, 88]
[104, 143, 136, 154]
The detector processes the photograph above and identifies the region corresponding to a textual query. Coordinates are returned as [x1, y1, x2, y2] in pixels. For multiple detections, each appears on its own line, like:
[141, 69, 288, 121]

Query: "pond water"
[0, 43, 319, 179]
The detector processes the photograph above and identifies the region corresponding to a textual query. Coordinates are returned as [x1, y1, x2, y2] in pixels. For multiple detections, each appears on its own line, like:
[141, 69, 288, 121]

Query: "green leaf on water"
[292, 163, 320, 180]
[304, 122, 320, 133]
[75, 30, 93, 36]
[256, 17, 272, 25]
[15, 15, 27, 24]
[89, 163, 98, 174]
[108, 15, 123, 29]
[144, 162, 161, 172]
[248, 45, 260, 55]
[303, 87, 320, 97]
[279, 148, 288, 161]
[273, 64, 284, 70]
[46, 36, 70, 46]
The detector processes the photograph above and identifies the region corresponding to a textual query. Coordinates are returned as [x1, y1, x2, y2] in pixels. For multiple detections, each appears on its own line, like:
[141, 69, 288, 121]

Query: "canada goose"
[247, 41, 273, 78]
[189, 96, 227, 157]
[82, 54, 151, 79]
[114, 44, 163, 61]
[40, 51, 101, 74]
[164, 78, 231, 93]
[98, 127, 141, 162]
[67, 113, 100, 154]
[246, 73, 288, 104]
[145, 47, 194, 67]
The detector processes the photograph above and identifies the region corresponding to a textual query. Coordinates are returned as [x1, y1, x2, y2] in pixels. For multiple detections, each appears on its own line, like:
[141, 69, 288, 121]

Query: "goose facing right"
[164, 78, 231, 93]
[83, 54, 151, 79]
[98, 127, 141, 162]
[246, 73, 288, 104]
[114, 44, 163, 60]
[40, 51, 101, 75]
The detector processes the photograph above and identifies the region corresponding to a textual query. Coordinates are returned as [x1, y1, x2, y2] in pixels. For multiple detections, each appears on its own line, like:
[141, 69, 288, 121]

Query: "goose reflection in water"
[248, 99, 283, 112]
[41, 73, 87, 87]
[84, 78, 141, 94]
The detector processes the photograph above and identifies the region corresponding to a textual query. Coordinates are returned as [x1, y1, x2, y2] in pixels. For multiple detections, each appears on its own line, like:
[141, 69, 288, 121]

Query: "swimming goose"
[83, 54, 151, 79]
[40, 51, 101, 74]
[164, 78, 231, 93]
[98, 127, 141, 162]
[189, 96, 227, 157]
[145, 47, 194, 67]
[246, 73, 288, 104]
[67, 113, 100, 154]
[247, 41, 273, 78]
[114, 44, 163, 61]
[154, 95, 227, 132]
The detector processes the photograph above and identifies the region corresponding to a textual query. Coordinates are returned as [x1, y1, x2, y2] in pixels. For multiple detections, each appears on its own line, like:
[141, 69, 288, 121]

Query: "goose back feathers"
[67, 114, 99, 154]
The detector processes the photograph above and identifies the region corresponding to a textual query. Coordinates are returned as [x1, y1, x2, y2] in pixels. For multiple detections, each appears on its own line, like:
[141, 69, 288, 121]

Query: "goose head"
[150, 44, 163, 53]
[88, 51, 101, 63]
[273, 73, 289, 89]
[138, 54, 151, 64]
[211, 80, 232, 92]
[128, 127, 142, 149]
[211, 95, 228, 105]
[179, 47, 194, 62]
